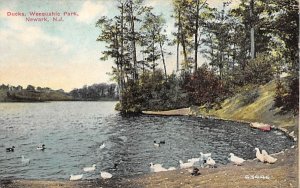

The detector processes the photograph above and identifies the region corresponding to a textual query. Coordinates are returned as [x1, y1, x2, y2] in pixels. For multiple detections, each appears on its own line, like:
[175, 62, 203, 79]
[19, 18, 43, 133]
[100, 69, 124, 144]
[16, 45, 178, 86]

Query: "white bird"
[149, 163, 168, 172]
[70, 174, 83, 181]
[100, 143, 105, 149]
[100, 171, 112, 179]
[229, 153, 245, 165]
[254, 148, 265, 163]
[179, 160, 194, 169]
[83, 164, 96, 172]
[187, 157, 201, 163]
[153, 141, 160, 147]
[37, 144, 45, 150]
[206, 157, 216, 167]
[289, 131, 295, 137]
[262, 150, 277, 164]
[200, 152, 211, 160]
[187, 157, 204, 168]
[167, 167, 176, 171]
[21, 155, 30, 164]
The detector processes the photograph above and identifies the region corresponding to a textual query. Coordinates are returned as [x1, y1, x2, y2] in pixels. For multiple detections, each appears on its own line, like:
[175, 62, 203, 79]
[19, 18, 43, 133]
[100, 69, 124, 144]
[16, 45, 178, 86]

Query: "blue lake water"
[0, 101, 295, 180]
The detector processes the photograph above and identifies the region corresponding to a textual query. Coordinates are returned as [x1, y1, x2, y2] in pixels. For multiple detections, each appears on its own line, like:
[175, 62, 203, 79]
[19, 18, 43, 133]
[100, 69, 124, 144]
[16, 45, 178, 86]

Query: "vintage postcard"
[0, 0, 298, 187]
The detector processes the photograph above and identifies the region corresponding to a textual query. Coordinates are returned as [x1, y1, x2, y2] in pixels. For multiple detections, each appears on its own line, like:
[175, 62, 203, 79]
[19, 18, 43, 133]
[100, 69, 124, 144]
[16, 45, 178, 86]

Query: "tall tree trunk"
[194, 0, 200, 73]
[159, 38, 167, 79]
[129, 1, 138, 81]
[250, 0, 255, 59]
[178, 10, 188, 67]
[152, 33, 155, 74]
[176, 28, 180, 72]
[119, 3, 125, 101]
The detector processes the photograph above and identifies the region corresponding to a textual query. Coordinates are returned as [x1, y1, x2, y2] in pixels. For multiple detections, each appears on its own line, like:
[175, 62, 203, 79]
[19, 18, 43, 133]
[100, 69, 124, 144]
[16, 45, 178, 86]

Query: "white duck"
[262, 150, 277, 164]
[149, 163, 168, 172]
[200, 152, 211, 160]
[37, 144, 45, 150]
[100, 171, 112, 179]
[83, 164, 96, 172]
[167, 167, 176, 171]
[70, 174, 83, 181]
[100, 143, 106, 149]
[229, 153, 245, 165]
[153, 141, 160, 147]
[188, 157, 204, 168]
[179, 160, 194, 169]
[254, 148, 265, 163]
[21, 155, 30, 164]
[187, 157, 201, 163]
[206, 157, 216, 167]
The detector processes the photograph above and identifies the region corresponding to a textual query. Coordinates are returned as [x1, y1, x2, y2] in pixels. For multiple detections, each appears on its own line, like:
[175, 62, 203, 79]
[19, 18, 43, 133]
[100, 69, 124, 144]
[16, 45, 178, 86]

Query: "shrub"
[242, 53, 275, 85]
[183, 64, 226, 106]
[274, 76, 299, 114]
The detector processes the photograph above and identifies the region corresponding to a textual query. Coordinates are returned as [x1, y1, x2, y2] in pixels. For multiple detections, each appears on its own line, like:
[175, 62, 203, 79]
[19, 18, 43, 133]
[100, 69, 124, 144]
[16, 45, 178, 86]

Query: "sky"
[0, 0, 240, 92]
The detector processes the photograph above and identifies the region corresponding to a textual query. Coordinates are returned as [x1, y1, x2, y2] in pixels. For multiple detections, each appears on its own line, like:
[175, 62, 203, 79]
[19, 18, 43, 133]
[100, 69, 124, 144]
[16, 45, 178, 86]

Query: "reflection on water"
[0, 102, 294, 179]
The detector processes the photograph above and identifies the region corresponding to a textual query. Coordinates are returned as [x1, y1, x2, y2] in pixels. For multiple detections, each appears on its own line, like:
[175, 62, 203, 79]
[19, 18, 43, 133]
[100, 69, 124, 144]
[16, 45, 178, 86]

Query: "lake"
[0, 101, 294, 180]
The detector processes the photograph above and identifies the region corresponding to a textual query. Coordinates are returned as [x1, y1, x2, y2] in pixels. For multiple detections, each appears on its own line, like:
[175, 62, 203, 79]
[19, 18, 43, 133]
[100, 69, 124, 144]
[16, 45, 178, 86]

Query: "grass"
[199, 81, 298, 132]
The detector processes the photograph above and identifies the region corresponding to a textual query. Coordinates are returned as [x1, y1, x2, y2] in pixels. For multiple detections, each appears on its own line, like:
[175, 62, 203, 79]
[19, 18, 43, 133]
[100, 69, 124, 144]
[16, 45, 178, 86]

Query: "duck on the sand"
[229, 153, 245, 165]
[262, 150, 277, 164]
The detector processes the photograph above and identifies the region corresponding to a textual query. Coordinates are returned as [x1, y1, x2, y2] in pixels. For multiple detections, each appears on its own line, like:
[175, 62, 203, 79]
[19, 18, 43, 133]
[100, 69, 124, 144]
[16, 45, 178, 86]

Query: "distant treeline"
[69, 83, 118, 101]
[0, 84, 71, 102]
[0, 83, 118, 102]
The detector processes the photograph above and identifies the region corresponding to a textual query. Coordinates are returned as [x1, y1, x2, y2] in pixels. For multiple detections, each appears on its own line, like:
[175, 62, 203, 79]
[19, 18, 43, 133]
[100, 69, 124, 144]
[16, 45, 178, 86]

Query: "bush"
[183, 64, 226, 106]
[242, 53, 275, 85]
[274, 76, 299, 114]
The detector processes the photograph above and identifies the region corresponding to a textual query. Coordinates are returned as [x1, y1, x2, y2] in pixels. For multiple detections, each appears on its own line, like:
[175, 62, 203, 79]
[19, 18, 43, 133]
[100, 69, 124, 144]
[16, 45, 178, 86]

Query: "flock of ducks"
[67, 142, 113, 181]
[150, 147, 278, 175]
[7, 144, 45, 166]
[70, 163, 112, 181]
[5, 140, 279, 180]
[5, 143, 113, 181]
[150, 152, 216, 173]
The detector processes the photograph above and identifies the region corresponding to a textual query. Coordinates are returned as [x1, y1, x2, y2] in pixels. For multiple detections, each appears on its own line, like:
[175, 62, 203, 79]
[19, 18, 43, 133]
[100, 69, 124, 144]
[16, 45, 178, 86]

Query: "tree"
[26, 85, 35, 91]
[141, 12, 169, 78]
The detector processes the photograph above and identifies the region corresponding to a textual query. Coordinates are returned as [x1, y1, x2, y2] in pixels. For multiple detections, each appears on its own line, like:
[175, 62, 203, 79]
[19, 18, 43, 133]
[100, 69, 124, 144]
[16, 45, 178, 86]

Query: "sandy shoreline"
[0, 147, 298, 188]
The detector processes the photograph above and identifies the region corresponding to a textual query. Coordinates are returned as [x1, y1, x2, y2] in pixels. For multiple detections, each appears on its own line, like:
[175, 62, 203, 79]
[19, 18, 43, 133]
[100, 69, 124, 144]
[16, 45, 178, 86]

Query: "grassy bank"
[197, 81, 298, 132]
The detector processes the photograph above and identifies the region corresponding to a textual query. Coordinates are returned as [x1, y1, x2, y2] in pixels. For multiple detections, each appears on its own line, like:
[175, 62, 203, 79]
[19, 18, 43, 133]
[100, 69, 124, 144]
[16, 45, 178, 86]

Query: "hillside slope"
[199, 81, 298, 132]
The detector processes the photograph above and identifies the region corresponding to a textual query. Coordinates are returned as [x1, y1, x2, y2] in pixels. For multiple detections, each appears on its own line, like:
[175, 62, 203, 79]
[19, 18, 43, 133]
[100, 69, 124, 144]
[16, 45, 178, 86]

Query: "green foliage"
[242, 53, 275, 85]
[138, 70, 189, 110]
[274, 76, 299, 114]
[70, 83, 117, 101]
[183, 64, 225, 106]
[120, 79, 143, 113]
